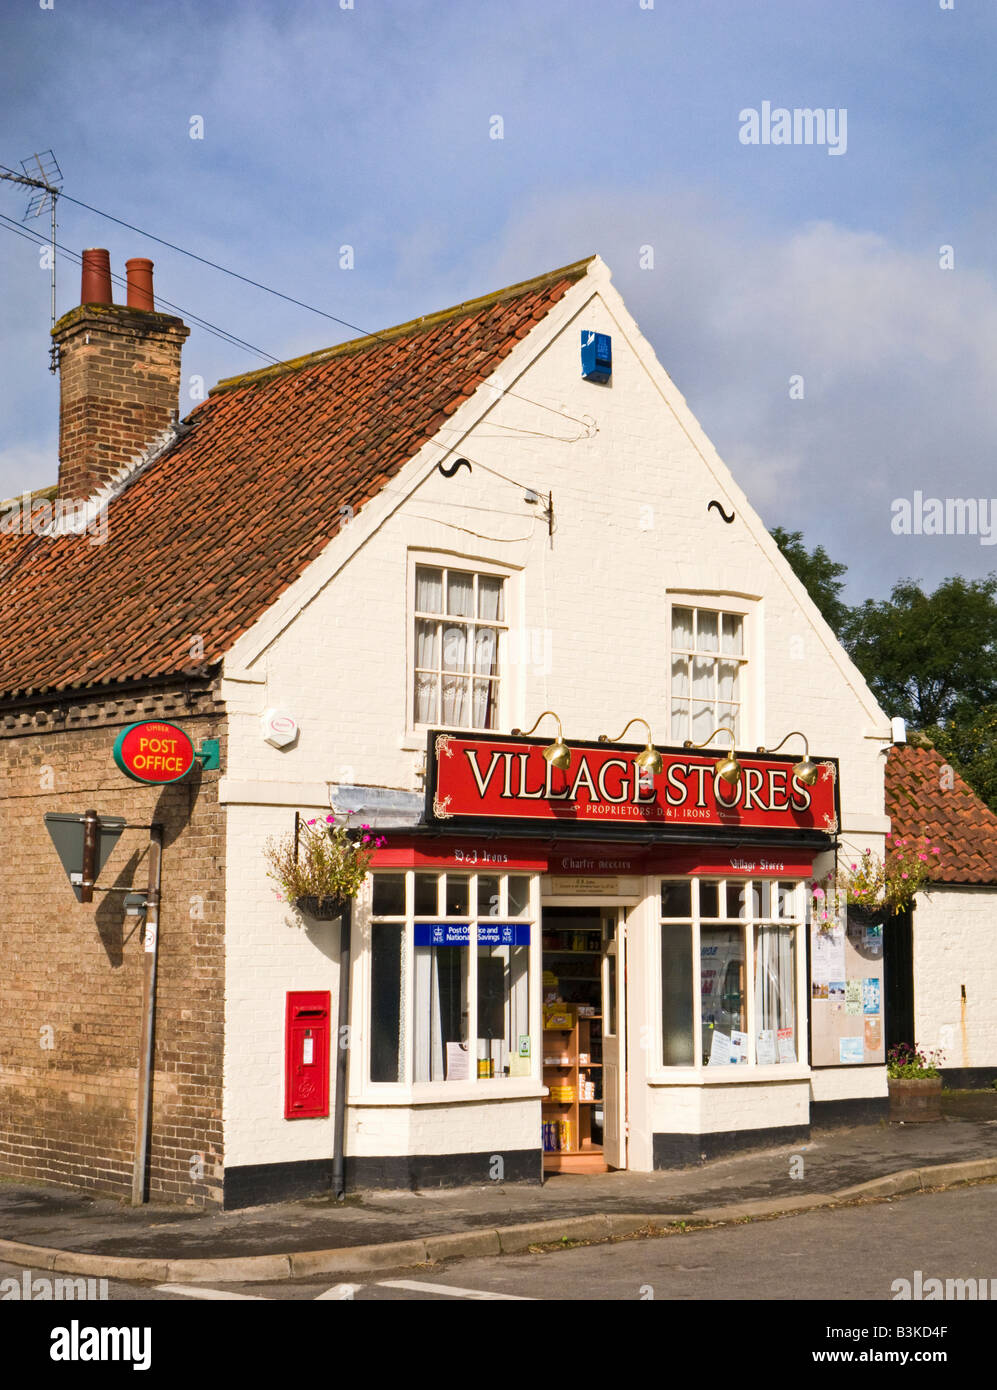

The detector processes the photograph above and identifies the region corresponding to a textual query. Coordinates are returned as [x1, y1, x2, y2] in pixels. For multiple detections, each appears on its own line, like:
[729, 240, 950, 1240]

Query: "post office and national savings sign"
[428, 732, 838, 833]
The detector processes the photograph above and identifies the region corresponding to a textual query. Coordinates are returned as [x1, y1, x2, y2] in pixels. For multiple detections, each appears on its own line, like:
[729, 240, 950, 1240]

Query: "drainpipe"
[132, 823, 164, 1205]
[331, 898, 352, 1199]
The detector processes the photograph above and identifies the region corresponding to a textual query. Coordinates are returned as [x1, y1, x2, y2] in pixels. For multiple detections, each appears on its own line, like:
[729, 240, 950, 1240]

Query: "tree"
[843, 575, 997, 729]
[769, 526, 851, 635]
[922, 703, 997, 814]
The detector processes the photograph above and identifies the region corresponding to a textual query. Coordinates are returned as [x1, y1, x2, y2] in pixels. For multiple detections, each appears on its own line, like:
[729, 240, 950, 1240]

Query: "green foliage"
[887, 1043, 941, 1079]
[264, 816, 384, 908]
[843, 575, 997, 728]
[770, 535, 997, 809]
[923, 702, 997, 814]
[770, 526, 851, 635]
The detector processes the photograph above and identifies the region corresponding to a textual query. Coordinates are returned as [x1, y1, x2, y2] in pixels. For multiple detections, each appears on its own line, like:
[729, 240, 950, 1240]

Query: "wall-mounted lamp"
[511, 711, 571, 771]
[684, 726, 743, 786]
[756, 731, 819, 787]
[598, 717, 662, 776]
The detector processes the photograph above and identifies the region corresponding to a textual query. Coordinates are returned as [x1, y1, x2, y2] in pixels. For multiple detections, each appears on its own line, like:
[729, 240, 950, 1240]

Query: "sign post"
[132, 823, 163, 1206]
[44, 811, 126, 901]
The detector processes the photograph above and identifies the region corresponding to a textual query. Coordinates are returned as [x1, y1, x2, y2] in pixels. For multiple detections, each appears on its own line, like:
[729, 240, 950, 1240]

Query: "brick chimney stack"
[52, 251, 190, 501]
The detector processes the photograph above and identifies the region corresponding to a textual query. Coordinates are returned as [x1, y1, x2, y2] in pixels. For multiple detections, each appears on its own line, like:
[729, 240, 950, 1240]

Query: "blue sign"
[414, 922, 531, 947]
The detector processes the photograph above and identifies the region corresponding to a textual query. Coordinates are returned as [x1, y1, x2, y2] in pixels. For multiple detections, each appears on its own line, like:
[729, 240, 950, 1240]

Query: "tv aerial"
[0, 150, 63, 372]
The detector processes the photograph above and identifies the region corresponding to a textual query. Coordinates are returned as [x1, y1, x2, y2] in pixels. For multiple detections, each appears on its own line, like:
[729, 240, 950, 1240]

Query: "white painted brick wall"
[913, 887, 997, 1068]
[646, 1079, 810, 1136]
[348, 1100, 538, 1156]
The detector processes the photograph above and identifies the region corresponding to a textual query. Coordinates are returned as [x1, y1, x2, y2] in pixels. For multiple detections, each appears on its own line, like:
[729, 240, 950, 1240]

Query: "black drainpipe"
[332, 897, 352, 1200]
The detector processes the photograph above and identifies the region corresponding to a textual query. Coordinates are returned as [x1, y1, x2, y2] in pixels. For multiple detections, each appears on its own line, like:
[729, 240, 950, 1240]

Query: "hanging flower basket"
[846, 902, 888, 928]
[263, 813, 386, 922]
[293, 895, 348, 921]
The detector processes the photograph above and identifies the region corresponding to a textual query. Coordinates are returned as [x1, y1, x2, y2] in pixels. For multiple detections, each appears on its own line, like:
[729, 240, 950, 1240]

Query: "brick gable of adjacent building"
[0, 683, 225, 1204]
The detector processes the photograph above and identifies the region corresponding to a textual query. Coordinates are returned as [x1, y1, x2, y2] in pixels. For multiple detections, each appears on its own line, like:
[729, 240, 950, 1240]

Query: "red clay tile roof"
[0, 258, 591, 700]
[886, 743, 997, 886]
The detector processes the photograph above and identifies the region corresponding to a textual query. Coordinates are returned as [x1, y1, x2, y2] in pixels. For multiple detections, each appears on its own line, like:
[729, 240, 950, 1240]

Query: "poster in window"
[756, 1029, 777, 1065]
[863, 977, 881, 1015]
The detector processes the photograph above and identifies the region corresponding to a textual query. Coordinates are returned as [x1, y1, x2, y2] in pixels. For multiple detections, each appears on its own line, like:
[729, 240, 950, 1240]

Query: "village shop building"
[0, 251, 895, 1208]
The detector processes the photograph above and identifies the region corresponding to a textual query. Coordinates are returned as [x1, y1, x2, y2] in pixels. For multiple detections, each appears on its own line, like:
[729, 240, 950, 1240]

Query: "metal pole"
[331, 898, 352, 1200]
[132, 823, 163, 1206]
[80, 809, 98, 904]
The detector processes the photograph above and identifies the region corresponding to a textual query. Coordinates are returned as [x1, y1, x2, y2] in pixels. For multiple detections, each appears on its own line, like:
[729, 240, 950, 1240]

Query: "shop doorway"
[884, 906, 915, 1050]
[541, 907, 626, 1173]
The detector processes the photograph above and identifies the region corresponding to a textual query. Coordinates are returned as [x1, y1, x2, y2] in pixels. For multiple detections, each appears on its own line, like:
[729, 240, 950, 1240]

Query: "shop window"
[370, 871, 534, 1086]
[658, 877, 802, 1069]
[414, 943, 467, 1082]
[476, 942, 530, 1079]
[370, 923, 405, 1082]
[670, 605, 746, 744]
[413, 564, 506, 730]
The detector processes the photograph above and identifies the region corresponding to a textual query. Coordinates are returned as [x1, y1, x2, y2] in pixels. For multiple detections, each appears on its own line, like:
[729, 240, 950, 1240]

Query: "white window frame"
[407, 552, 513, 737]
[666, 591, 761, 752]
[354, 868, 543, 1102]
[652, 875, 809, 1081]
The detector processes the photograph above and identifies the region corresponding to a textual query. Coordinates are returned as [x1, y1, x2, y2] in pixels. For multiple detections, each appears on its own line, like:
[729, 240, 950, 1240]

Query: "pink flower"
[918, 854, 927, 862]
[326, 814, 336, 823]
[902, 872, 909, 879]
[307, 818, 317, 826]
[932, 847, 941, 854]
[813, 887, 825, 899]
[850, 863, 857, 872]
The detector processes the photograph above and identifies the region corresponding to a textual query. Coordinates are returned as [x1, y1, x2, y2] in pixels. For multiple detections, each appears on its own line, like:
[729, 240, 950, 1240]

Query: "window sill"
[348, 1081, 547, 1106]
[646, 1066, 812, 1086]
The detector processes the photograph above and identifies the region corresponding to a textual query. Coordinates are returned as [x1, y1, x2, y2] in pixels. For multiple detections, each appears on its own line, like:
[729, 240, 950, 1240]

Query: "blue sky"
[2, 0, 995, 601]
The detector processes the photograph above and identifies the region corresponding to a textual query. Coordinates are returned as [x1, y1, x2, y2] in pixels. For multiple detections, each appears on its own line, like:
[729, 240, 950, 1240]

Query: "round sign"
[113, 720, 196, 784]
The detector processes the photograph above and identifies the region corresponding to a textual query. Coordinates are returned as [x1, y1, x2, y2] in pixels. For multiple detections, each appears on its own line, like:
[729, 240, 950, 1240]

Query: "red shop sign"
[112, 720, 196, 785]
[427, 732, 838, 834]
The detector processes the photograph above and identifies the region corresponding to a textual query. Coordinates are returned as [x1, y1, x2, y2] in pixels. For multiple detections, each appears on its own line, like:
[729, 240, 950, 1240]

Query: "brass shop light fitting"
[511, 710, 572, 771]
[684, 726, 743, 786]
[597, 717, 663, 776]
[756, 731, 819, 787]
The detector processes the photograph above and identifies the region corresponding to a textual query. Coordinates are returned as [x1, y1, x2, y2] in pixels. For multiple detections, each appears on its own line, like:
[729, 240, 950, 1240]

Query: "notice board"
[810, 907, 885, 1067]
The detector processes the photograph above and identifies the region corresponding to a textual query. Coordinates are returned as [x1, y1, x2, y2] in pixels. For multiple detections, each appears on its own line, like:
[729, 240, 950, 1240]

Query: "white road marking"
[155, 1284, 270, 1300]
[376, 1278, 533, 1300]
[315, 1283, 365, 1299]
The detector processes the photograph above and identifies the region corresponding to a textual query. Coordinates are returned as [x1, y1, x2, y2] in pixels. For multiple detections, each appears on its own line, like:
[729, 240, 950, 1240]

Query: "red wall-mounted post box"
[284, 991, 331, 1119]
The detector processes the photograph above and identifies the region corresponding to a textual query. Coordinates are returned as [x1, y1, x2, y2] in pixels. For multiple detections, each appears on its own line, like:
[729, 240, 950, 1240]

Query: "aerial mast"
[0, 150, 63, 372]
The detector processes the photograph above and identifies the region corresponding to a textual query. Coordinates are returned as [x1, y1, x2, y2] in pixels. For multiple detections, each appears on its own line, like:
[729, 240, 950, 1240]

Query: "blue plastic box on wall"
[581, 330, 612, 382]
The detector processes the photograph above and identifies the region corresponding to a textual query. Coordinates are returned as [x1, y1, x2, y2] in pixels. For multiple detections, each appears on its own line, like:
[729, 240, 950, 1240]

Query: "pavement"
[2, 1089, 995, 1283]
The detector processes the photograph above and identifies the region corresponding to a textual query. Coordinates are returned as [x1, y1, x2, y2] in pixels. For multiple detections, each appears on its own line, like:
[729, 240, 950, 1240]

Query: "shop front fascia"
[345, 729, 847, 1184]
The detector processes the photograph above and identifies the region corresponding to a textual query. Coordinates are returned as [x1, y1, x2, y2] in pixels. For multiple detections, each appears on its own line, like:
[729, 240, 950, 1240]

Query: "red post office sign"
[427, 731, 838, 834]
[112, 720, 196, 784]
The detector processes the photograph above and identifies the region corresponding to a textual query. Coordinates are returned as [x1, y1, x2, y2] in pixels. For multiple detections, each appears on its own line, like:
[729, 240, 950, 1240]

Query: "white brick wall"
[219, 259, 890, 1171]
[912, 886, 997, 1069]
[646, 1079, 811, 1136]
[348, 1100, 539, 1156]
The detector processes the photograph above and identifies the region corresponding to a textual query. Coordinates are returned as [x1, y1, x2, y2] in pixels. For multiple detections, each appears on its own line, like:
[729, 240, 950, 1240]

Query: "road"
[3, 1179, 995, 1303]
